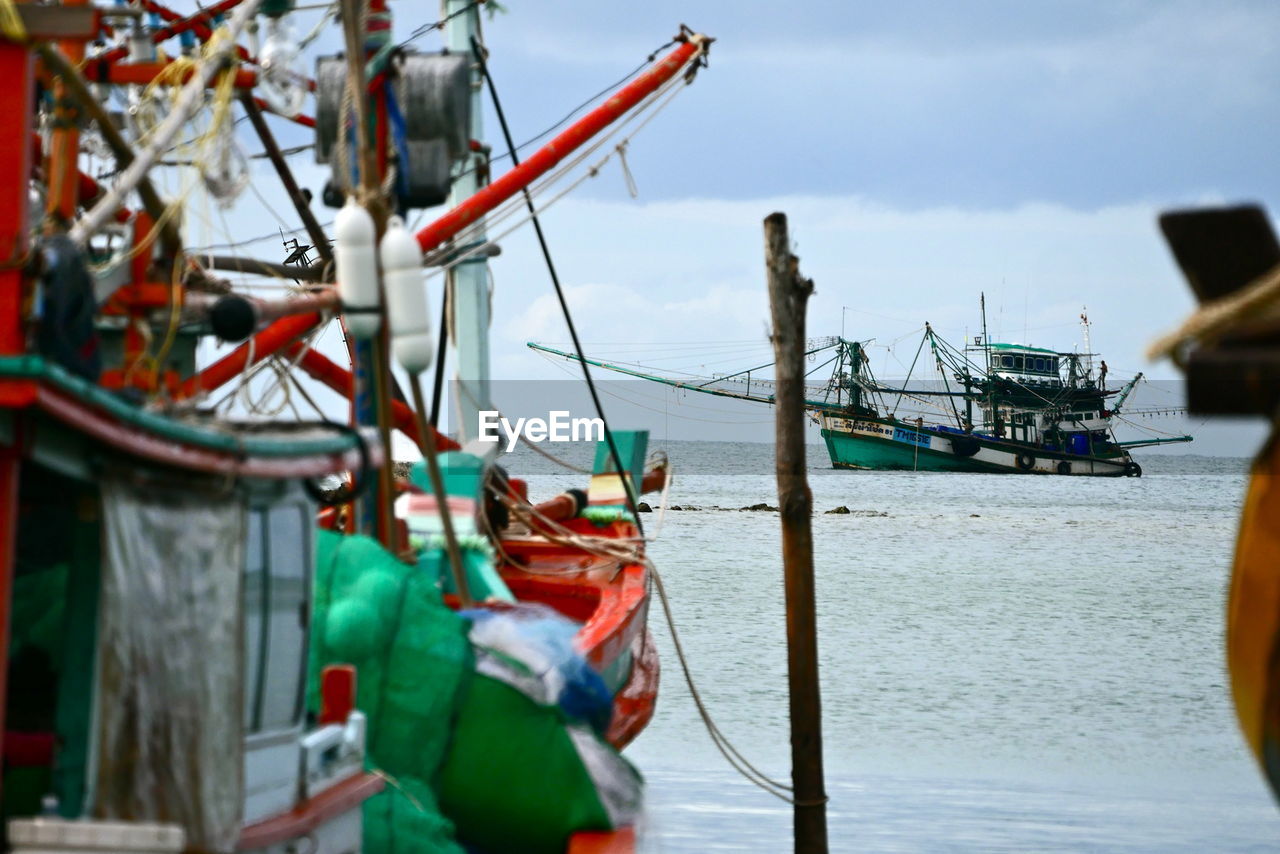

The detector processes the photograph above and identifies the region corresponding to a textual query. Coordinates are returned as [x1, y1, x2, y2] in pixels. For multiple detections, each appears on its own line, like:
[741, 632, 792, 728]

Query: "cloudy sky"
[184, 1, 1280, 450]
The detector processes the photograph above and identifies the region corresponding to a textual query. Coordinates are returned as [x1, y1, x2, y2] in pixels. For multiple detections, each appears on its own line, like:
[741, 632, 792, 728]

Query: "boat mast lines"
[533, 316, 1183, 441]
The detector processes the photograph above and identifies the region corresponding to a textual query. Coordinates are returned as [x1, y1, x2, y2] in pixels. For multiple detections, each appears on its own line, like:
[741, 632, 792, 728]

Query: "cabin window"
[1034, 358, 1045, 372]
[261, 505, 309, 730]
[1001, 355, 1013, 368]
[244, 511, 265, 730]
[243, 503, 311, 734]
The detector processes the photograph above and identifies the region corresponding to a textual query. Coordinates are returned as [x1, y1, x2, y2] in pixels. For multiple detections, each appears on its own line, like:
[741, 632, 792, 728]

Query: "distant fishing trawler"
[531, 302, 1192, 477]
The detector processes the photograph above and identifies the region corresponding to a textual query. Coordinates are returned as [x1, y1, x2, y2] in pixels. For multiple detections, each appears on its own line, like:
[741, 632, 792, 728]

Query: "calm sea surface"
[508, 441, 1278, 852]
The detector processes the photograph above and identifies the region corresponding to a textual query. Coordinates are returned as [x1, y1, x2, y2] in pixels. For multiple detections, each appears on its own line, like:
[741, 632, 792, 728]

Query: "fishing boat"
[532, 303, 1192, 476]
[1152, 203, 1280, 805]
[0, 2, 709, 852]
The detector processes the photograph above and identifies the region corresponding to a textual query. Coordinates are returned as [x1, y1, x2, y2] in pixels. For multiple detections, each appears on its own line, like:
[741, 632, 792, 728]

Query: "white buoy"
[380, 216, 433, 373]
[334, 198, 380, 338]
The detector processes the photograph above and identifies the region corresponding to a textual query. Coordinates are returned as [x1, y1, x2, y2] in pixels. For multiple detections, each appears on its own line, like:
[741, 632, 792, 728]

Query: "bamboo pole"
[407, 374, 472, 607]
[764, 211, 828, 854]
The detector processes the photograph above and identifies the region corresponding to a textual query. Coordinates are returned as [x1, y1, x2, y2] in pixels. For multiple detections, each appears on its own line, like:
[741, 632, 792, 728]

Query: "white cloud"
[489, 193, 1216, 382]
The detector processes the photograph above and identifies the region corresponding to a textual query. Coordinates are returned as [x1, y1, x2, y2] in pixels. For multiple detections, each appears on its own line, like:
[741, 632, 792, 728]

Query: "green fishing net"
[310, 528, 643, 854]
[309, 530, 470, 854]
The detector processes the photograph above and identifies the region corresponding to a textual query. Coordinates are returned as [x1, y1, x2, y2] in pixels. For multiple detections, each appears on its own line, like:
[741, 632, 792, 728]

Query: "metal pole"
[443, 0, 490, 442]
[764, 212, 828, 854]
[237, 92, 333, 267]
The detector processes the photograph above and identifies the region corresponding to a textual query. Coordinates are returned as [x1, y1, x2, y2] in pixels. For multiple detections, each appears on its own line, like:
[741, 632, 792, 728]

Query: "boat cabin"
[987, 344, 1063, 387]
[0, 363, 383, 853]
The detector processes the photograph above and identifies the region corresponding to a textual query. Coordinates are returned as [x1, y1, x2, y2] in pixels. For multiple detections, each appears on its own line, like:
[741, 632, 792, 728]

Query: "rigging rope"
[485, 479, 809, 804]
[467, 32, 708, 536]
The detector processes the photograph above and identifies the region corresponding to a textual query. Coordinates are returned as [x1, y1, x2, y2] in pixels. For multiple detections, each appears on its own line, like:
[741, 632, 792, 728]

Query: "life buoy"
[1124, 461, 1142, 478]
[1057, 461, 1071, 475]
[1015, 453, 1035, 471]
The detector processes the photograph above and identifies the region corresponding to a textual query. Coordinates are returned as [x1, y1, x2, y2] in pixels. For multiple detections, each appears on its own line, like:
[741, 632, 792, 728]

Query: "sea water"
[508, 441, 1279, 852]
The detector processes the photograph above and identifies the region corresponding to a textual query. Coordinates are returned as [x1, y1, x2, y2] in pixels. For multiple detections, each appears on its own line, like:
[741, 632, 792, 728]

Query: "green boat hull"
[821, 428, 1005, 473]
[819, 418, 1135, 476]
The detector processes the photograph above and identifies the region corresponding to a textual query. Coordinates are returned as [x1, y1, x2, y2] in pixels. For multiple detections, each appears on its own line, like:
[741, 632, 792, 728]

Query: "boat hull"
[820, 414, 1135, 476]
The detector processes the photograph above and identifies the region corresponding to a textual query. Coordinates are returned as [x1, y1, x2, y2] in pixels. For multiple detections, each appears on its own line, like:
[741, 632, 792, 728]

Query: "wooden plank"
[1159, 205, 1280, 303]
[1186, 348, 1280, 416]
[13, 5, 100, 40]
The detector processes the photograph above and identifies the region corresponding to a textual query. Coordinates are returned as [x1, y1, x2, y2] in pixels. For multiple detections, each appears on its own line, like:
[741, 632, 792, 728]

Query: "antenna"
[1079, 307, 1093, 380]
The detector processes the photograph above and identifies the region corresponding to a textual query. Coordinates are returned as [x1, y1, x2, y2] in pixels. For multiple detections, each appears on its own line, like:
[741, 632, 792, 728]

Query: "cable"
[397, 0, 482, 48]
[419, 37, 680, 204]
[489, 482, 804, 804]
[481, 41, 673, 170]
[473, 34, 645, 535]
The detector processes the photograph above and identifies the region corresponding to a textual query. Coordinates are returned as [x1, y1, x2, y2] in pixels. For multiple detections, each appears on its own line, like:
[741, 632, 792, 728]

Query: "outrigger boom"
[531, 317, 1193, 476]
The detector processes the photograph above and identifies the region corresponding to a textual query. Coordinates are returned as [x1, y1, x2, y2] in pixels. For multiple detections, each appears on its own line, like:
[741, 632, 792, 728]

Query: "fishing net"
[311, 529, 643, 854]
[309, 529, 469, 854]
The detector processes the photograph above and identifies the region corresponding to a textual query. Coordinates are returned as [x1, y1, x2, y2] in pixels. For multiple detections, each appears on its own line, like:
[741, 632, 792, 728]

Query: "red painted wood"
[236, 772, 384, 851]
[318, 665, 356, 726]
[0, 42, 33, 356]
[567, 827, 637, 854]
[288, 343, 461, 452]
[414, 39, 701, 253]
[176, 312, 322, 400]
[0, 380, 37, 408]
[98, 61, 258, 89]
[135, 0, 250, 62]
[253, 96, 315, 127]
[47, 0, 88, 225]
[604, 627, 659, 749]
[499, 518, 655, 748]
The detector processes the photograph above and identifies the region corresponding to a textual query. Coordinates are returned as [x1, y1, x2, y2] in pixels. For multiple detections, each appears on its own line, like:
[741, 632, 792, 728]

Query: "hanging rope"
[0, 0, 27, 43]
[470, 32, 670, 535]
[487, 479, 813, 805]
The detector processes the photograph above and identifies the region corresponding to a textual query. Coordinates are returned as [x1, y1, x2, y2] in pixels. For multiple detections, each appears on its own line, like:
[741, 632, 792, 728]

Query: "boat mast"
[445, 0, 491, 443]
[1079, 307, 1094, 382]
[980, 292, 999, 435]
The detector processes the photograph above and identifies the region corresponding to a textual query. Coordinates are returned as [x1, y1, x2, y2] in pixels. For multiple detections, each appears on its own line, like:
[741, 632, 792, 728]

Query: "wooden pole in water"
[764, 212, 828, 853]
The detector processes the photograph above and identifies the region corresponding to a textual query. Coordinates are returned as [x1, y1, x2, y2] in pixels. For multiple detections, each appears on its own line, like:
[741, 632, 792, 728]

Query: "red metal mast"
[184, 34, 707, 414]
[415, 36, 705, 253]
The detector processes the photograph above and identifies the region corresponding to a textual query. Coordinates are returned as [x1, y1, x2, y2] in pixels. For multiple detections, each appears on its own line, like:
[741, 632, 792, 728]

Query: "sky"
[174, 0, 1280, 452]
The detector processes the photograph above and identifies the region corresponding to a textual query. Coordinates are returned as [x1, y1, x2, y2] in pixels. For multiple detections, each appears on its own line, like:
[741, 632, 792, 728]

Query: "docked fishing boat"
[532, 304, 1191, 476]
[1, 2, 709, 852]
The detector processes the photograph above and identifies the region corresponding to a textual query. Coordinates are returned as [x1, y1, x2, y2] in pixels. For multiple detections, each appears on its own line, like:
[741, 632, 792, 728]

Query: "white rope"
[644, 451, 672, 539]
[69, 0, 266, 246]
